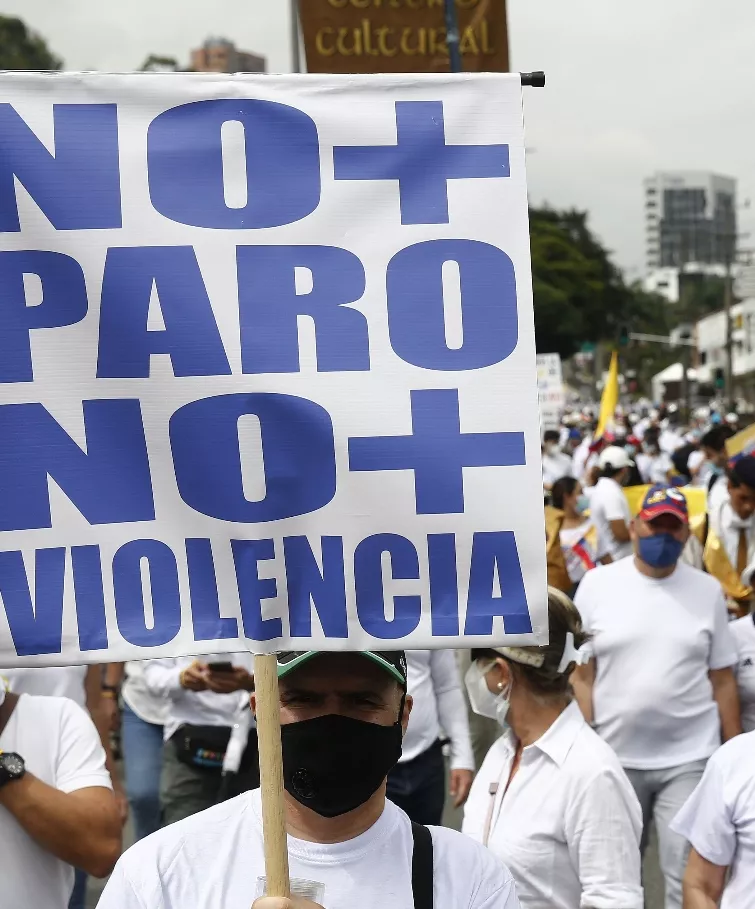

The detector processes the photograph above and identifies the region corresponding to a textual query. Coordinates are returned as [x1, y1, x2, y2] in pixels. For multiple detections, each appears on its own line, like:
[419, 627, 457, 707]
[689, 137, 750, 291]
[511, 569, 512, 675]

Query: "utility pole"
[724, 240, 734, 411]
[443, 0, 463, 73]
[290, 0, 302, 74]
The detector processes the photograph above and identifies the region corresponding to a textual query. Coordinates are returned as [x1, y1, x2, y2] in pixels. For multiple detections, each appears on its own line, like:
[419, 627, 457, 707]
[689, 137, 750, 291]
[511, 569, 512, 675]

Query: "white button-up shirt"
[144, 653, 254, 741]
[462, 702, 643, 909]
[399, 650, 474, 770]
[671, 731, 755, 909]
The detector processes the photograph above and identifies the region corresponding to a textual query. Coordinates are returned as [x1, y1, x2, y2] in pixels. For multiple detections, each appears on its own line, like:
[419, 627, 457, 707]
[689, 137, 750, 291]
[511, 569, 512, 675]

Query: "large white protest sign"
[0, 72, 547, 666]
[536, 353, 565, 432]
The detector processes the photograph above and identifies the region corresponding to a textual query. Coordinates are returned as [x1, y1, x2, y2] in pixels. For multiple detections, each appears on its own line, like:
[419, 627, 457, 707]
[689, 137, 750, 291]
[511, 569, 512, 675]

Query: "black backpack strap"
[411, 822, 434, 909]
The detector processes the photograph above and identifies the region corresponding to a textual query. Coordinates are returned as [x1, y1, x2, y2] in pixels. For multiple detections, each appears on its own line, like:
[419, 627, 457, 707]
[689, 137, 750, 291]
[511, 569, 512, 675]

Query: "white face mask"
[464, 660, 512, 727]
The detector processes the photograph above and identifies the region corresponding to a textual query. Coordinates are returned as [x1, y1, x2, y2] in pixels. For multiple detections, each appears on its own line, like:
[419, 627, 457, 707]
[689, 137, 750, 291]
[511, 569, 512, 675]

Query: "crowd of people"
[1, 403, 755, 909]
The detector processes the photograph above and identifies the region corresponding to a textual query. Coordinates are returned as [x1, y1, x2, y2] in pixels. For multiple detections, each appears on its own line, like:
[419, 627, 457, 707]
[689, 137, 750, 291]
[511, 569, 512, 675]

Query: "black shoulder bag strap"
[0, 691, 20, 739]
[411, 821, 434, 909]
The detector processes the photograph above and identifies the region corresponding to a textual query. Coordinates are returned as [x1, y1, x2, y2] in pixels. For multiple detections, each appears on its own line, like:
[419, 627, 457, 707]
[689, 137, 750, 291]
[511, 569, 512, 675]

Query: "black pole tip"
[520, 71, 546, 88]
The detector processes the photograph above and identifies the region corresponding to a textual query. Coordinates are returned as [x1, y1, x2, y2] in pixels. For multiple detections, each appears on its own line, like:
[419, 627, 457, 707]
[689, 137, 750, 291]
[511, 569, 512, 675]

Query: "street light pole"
[724, 243, 734, 411]
[443, 0, 463, 73]
[290, 0, 302, 74]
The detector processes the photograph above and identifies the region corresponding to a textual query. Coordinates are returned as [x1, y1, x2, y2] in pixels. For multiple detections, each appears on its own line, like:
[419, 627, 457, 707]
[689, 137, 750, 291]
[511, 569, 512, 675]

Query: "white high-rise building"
[643, 171, 736, 301]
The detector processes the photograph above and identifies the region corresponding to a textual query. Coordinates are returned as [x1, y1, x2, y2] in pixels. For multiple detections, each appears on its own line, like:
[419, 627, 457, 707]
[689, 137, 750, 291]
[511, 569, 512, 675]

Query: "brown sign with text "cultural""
[299, 0, 509, 74]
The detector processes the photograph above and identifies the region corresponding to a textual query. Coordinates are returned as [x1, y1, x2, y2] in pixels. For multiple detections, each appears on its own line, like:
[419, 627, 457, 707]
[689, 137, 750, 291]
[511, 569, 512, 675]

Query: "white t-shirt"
[707, 473, 729, 518]
[1, 666, 88, 708]
[635, 451, 673, 485]
[670, 731, 755, 909]
[0, 694, 112, 909]
[687, 449, 707, 484]
[731, 616, 755, 732]
[97, 789, 521, 909]
[574, 558, 737, 769]
[143, 654, 255, 741]
[542, 449, 573, 487]
[589, 477, 632, 561]
[400, 651, 474, 770]
[122, 661, 169, 727]
[462, 702, 643, 909]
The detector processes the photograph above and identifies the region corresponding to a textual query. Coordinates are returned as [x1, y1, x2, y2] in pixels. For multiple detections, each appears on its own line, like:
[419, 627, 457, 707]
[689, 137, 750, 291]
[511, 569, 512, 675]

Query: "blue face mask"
[637, 532, 684, 568]
[576, 494, 590, 515]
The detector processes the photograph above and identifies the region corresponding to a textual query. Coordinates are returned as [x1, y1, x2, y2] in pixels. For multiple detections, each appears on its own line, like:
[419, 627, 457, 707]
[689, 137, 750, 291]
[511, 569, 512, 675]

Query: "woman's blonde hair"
[473, 587, 590, 698]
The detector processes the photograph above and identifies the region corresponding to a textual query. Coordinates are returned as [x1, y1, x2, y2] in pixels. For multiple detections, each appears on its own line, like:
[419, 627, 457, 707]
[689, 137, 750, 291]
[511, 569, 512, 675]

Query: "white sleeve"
[55, 700, 112, 794]
[96, 860, 149, 909]
[142, 658, 184, 699]
[670, 756, 735, 867]
[709, 588, 739, 670]
[474, 879, 521, 909]
[604, 485, 629, 522]
[565, 767, 644, 909]
[431, 651, 475, 771]
[573, 573, 596, 632]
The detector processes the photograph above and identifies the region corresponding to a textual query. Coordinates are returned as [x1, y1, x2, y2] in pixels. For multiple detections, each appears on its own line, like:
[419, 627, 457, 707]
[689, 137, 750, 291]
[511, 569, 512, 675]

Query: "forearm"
[682, 886, 717, 909]
[714, 682, 742, 741]
[142, 660, 184, 699]
[104, 662, 125, 688]
[0, 775, 120, 876]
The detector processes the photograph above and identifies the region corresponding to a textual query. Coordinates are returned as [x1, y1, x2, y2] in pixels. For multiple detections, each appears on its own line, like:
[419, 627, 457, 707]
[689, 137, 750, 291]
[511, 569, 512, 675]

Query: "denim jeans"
[386, 740, 446, 826]
[624, 759, 708, 909]
[121, 701, 164, 841]
[68, 869, 87, 909]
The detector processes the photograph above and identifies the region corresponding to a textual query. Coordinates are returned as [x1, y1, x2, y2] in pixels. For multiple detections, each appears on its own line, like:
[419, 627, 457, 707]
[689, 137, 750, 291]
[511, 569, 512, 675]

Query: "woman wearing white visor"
[462, 588, 643, 909]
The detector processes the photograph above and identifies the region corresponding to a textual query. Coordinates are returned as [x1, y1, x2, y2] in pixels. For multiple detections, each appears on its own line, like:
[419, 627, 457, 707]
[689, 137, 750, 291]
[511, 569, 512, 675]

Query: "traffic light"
[714, 368, 725, 390]
[619, 326, 630, 347]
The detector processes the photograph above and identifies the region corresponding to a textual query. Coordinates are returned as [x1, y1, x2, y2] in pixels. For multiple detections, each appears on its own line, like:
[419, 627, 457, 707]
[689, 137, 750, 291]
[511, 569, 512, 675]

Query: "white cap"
[598, 445, 634, 470]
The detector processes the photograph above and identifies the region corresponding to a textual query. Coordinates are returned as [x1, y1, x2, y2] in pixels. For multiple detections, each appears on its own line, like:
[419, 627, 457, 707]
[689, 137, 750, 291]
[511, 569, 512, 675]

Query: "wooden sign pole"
[254, 653, 291, 899]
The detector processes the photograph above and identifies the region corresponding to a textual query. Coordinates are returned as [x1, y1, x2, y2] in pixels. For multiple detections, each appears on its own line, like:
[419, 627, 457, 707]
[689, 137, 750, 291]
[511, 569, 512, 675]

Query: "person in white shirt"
[387, 650, 474, 824]
[731, 613, 755, 732]
[572, 485, 741, 909]
[98, 650, 521, 909]
[541, 430, 574, 491]
[143, 653, 256, 826]
[659, 421, 684, 456]
[635, 433, 674, 486]
[708, 455, 755, 616]
[700, 426, 734, 517]
[589, 446, 633, 562]
[462, 588, 643, 909]
[102, 661, 168, 841]
[0, 686, 121, 909]
[1, 665, 128, 909]
[670, 731, 755, 909]
[551, 477, 608, 589]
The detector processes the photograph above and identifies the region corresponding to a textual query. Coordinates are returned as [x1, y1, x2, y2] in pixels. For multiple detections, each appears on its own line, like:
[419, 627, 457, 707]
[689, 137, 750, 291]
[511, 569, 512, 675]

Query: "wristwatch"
[0, 751, 25, 789]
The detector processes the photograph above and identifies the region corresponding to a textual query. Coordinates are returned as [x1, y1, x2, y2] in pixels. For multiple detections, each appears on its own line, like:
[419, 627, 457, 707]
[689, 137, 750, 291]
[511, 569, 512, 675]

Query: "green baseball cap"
[276, 651, 407, 687]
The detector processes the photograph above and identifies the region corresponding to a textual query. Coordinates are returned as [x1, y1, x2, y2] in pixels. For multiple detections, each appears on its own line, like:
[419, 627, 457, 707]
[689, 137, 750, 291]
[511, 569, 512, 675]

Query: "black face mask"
[280, 712, 403, 818]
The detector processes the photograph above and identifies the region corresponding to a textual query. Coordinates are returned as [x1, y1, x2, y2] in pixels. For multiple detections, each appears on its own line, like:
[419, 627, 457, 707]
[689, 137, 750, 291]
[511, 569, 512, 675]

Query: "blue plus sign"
[348, 389, 525, 515]
[333, 101, 510, 225]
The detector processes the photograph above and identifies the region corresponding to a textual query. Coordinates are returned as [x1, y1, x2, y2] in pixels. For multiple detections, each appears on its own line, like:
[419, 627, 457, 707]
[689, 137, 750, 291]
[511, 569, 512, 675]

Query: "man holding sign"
[98, 650, 520, 908]
[0, 69, 545, 907]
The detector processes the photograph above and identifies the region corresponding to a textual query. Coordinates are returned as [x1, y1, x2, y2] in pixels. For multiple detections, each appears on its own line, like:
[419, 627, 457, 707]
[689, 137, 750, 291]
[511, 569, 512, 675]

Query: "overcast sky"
[7, 0, 755, 277]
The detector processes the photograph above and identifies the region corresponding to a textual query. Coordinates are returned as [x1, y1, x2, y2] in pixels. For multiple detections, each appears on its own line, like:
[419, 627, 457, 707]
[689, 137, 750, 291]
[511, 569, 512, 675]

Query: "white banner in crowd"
[536, 353, 566, 432]
[0, 72, 547, 666]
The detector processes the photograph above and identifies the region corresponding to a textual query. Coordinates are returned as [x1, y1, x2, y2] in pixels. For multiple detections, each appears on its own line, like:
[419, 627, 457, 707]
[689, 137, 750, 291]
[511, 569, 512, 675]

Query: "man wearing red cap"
[572, 486, 741, 909]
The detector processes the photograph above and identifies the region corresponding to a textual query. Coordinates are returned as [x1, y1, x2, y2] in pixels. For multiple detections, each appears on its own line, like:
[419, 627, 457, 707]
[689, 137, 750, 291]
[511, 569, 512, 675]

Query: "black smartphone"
[207, 661, 234, 673]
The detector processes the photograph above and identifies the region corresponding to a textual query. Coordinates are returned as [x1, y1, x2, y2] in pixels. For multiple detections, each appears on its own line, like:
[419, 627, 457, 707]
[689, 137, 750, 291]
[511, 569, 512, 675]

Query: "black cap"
[730, 455, 755, 489]
[276, 651, 407, 688]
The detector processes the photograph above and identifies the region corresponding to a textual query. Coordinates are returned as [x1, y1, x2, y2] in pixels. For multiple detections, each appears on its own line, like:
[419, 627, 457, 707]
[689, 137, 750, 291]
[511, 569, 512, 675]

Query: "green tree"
[0, 16, 61, 70]
[140, 55, 180, 72]
[529, 206, 669, 357]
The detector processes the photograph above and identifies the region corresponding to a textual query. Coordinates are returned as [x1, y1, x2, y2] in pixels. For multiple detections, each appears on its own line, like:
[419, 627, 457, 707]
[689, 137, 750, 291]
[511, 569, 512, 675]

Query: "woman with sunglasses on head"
[462, 588, 643, 909]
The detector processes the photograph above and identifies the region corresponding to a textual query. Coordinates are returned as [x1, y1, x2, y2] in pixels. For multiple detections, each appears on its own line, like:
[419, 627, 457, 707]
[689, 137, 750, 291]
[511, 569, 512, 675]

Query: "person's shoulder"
[708, 730, 755, 772]
[15, 691, 87, 724]
[567, 720, 632, 777]
[428, 824, 517, 897]
[579, 557, 633, 590]
[114, 793, 254, 883]
[673, 561, 724, 598]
